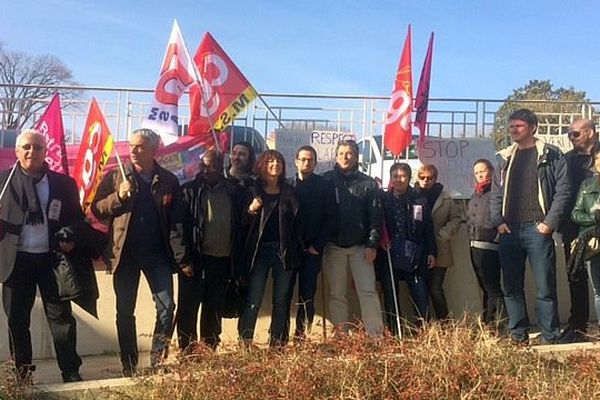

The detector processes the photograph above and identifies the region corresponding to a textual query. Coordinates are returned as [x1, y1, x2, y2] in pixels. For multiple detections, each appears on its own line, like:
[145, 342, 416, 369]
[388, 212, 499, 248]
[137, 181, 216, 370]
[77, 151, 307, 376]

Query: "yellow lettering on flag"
[214, 86, 258, 131]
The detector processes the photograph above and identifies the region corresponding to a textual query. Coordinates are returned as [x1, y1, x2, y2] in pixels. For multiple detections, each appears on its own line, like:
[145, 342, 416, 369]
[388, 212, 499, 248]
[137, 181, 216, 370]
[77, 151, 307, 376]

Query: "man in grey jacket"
[490, 109, 570, 344]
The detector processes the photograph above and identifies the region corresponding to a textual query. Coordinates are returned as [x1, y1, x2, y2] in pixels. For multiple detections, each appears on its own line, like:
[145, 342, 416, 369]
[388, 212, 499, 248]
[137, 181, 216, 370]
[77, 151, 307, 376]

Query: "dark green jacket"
[572, 176, 600, 234]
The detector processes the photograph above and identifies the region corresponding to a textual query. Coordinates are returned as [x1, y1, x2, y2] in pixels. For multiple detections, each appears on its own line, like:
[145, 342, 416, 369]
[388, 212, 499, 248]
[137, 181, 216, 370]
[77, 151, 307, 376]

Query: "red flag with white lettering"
[414, 32, 434, 142]
[142, 20, 198, 146]
[383, 26, 413, 157]
[35, 93, 69, 174]
[188, 32, 258, 138]
[72, 99, 114, 211]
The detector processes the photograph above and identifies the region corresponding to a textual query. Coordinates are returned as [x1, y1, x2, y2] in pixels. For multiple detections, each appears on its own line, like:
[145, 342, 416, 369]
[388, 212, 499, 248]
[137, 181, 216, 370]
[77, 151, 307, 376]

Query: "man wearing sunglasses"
[490, 109, 570, 345]
[0, 129, 85, 383]
[559, 118, 598, 344]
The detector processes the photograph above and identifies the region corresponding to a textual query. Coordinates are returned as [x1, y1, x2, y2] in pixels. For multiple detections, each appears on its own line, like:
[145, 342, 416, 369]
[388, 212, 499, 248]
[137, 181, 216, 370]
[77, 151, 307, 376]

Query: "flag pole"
[386, 248, 402, 338]
[257, 95, 285, 129]
[0, 161, 18, 203]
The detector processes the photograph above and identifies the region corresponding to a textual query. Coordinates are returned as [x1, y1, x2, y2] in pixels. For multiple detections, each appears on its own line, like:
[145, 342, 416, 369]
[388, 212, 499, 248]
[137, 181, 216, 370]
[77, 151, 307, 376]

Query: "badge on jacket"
[48, 199, 62, 221]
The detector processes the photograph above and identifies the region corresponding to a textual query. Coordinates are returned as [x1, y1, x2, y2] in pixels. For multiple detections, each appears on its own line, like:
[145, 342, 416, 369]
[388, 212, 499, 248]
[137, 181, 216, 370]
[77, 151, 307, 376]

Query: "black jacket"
[53, 221, 105, 318]
[242, 183, 301, 275]
[381, 188, 436, 259]
[467, 185, 496, 243]
[323, 165, 381, 248]
[288, 173, 337, 254]
[0, 169, 86, 283]
[170, 173, 246, 277]
[562, 147, 596, 241]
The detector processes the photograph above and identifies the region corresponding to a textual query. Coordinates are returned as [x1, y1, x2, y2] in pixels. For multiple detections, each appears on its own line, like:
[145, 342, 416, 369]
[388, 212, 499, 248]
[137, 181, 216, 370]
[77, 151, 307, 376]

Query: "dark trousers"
[425, 267, 448, 319]
[2, 252, 81, 375]
[563, 240, 590, 331]
[238, 242, 295, 346]
[176, 256, 230, 350]
[175, 269, 203, 351]
[114, 250, 175, 370]
[200, 256, 229, 348]
[380, 262, 429, 335]
[290, 252, 322, 337]
[470, 247, 506, 323]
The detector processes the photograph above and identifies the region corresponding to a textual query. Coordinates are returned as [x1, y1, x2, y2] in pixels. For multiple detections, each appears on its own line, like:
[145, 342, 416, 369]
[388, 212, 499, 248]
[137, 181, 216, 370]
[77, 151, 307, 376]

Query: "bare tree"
[0, 43, 80, 129]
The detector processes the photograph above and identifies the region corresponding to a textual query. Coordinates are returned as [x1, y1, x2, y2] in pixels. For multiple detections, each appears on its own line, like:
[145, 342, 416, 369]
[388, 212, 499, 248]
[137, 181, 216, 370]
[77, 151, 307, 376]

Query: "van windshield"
[374, 135, 418, 160]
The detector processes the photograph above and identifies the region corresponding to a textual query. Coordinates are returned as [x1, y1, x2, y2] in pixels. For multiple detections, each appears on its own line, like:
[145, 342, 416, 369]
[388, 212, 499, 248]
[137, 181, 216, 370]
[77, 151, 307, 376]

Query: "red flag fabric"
[72, 99, 114, 211]
[384, 26, 413, 157]
[188, 32, 258, 137]
[414, 32, 434, 142]
[35, 93, 69, 174]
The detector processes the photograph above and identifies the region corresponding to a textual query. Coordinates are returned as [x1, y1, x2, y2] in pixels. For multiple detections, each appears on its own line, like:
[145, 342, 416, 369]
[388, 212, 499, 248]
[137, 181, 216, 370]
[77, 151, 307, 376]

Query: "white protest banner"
[417, 137, 496, 198]
[272, 129, 355, 176]
[536, 134, 572, 153]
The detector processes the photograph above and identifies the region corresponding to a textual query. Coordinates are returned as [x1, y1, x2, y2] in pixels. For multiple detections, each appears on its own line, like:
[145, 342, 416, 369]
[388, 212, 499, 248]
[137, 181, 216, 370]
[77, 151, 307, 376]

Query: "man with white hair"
[0, 129, 84, 383]
[92, 128, 179, 376]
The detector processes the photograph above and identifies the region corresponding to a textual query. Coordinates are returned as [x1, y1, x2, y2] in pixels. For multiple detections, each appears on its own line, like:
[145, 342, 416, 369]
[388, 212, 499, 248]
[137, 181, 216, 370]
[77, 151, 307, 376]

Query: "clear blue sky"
[1, 0, 599, 101]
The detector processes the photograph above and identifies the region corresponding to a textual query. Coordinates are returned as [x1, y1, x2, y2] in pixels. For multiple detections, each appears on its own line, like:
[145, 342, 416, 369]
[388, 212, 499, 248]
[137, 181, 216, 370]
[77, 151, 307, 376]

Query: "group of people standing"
[2, 108, 599, 383]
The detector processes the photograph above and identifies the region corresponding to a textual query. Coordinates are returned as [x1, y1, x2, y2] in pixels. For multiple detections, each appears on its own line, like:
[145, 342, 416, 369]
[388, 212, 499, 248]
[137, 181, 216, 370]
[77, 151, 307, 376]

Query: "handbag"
[220, 279, 246, 319]
[389, 237, 423, 273]
[571, 236, 600, 260]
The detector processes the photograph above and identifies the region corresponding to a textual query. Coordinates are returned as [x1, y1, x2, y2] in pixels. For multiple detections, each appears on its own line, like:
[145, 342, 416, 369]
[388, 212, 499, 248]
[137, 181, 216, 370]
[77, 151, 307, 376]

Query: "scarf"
[417, 182, 443, 210]
[474, 179, 492, 195]
[9, 163, 48, 226]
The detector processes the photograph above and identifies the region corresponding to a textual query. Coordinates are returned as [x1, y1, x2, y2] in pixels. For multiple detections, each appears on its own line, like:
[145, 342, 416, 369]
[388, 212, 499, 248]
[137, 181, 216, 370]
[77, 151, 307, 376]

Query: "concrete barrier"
[0, 218, 592, 360]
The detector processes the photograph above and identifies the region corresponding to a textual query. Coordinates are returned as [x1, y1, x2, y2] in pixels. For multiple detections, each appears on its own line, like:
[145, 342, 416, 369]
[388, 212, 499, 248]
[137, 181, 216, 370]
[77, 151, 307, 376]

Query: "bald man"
[559, 118, 598, 344]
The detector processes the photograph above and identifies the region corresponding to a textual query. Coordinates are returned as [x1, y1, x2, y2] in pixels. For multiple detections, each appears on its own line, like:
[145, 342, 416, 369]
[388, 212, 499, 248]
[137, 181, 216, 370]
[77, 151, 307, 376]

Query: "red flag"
[384, 26, 413, 157]
[188, 32, 258, 137]
[414, 32, 434, 142]
[72, 99, 114, 211]
[35, 93, 69, 174]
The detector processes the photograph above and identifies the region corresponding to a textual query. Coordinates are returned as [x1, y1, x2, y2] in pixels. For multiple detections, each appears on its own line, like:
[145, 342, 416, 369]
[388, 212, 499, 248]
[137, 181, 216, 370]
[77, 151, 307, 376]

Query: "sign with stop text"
[72, 99, 114, 211]
[272, 129, 355, 176]
[417, 137, 495, 198]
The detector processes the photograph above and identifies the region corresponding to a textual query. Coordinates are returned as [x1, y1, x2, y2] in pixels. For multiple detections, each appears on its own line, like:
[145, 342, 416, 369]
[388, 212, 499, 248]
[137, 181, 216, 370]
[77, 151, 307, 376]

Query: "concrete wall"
[0, 220, 591, 361]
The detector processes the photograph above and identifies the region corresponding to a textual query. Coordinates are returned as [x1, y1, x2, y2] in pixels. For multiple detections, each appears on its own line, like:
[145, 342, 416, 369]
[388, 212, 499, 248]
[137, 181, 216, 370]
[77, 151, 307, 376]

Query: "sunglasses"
[20, 143, 45, 151]
[568, 129, 588, 139]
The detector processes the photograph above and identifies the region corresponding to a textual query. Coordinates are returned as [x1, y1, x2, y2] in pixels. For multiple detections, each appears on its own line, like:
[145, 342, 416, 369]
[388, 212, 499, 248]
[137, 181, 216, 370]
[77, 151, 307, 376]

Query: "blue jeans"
[238, 242, 295, 346]
[290, 252, 322, 337]
[114, 250, 175, 369]
[499, 222, 560, 342]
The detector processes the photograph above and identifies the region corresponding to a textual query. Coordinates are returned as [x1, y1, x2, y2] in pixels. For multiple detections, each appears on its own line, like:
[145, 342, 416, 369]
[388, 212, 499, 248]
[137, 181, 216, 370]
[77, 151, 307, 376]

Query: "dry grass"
[4, 318, 600, 399]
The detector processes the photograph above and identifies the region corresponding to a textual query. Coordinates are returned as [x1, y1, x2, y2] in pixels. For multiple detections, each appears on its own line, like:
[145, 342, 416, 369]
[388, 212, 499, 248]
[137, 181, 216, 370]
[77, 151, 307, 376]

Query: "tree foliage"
[493, 79, 593, 149]
[0, 42, 80, 130]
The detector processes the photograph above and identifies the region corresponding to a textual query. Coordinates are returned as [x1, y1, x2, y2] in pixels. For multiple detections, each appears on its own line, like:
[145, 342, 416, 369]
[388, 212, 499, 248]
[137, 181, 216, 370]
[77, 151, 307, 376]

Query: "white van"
[357, 135, 422, 188]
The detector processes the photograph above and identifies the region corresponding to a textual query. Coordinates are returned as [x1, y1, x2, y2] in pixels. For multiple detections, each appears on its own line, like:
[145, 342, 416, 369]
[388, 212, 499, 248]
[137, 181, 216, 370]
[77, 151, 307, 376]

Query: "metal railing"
[1, 83, 599, 146]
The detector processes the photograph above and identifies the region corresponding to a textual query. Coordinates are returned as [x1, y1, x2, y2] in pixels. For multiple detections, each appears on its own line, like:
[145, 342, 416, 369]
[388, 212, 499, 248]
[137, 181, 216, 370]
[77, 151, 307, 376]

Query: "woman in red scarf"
[466, 159, 506, 325]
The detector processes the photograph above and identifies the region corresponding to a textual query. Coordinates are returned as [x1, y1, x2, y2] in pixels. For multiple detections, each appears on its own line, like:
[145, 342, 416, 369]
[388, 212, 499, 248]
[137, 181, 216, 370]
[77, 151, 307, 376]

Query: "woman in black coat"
[238, 150, 300, 347]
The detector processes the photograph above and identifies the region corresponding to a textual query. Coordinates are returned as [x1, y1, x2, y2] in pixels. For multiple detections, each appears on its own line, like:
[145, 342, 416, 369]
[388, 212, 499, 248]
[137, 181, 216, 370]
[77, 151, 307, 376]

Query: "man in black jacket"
[170, 150, 244, 351]
[559, 118, 598, 343]
[323, 140, 383, 336]
[0, 129, 84, 383]
[288, 145, 336, 340]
